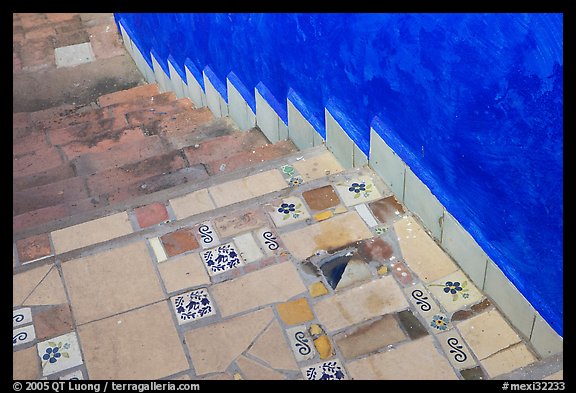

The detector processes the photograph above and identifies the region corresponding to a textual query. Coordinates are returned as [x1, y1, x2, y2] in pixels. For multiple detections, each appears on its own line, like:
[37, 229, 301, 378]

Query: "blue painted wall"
[116, 13, 563, 335]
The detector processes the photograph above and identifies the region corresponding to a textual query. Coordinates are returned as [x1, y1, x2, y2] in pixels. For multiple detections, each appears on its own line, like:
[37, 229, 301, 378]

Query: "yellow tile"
[480, 343, 537, 378]
[309, 282, 329, 297]
[276, 297, 315, 326]
[377, 265, 388, 275]
[309, 324, 324, 336]
[314, 335, 333, 359]
[314, 210, 334, 221]
[233, 373, 243, 380]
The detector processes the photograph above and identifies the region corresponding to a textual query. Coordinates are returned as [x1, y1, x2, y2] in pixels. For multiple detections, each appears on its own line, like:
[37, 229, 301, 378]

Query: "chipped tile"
[170, 288, 216, 325]
[233, 232, 264, 263]
[334, 176, 382, 207]
[301, 359, 347, 380]
[286, 325, 317, 361]
[13, 325, 36, 346]
[460, 366, 486, 380]
[200, 242, 245, 276]
[396, 310, 429, 340]
[158, 253, 211, 293]
[34, 304, 74, 341]
[255, 227, 282, 255]
[149, 237, 168, 262]
[269, 196, 311, 228]
[354, 203, 379, 227]
[276, 297, 315, 326]
[13, 308, 33, 328]
[236, 355, 286, 380]
[196, 221, 220, 249]
[314, 335, 334, 359]
[13, 264, 52, 307]
[292, 152, 344, 182]
[134, 202, 169, 228]
[16, 234, 53, 264]
[247, 319, 299, 371]
[427, 270, 484, 313]
[37, 332, 83, 376]
[309, 281, 329, 298]
[170, 188, 215, 220]
[480, 343, 537, 378]
[161, 228, 200, 257]
[436, 329, 477, 370]
[369, 196, 405, 225]
[302, 185, 341, 211]
[335, 259, 372, 290]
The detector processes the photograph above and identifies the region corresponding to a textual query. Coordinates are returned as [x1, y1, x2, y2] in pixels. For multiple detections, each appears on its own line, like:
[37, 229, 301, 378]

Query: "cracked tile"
[236, 355, 286, 380]
[480, 343, 537, 378]
[247, 319, 299, 371]
[23, 267, 68, 307]
[13, 264, 52, 307]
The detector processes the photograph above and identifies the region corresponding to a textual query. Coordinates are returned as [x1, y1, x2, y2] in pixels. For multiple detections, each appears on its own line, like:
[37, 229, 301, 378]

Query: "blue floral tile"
[286, 325, 316, 361]
[196, 220, 220, 249]
[301, 359, 348, 380]
[13, 308, 33, 328]
[170, 288, 216, 325]
[37, 332, 83, 376]
[200, 242, 245, 276]
[334, 176, 382, 207]
[59, 370, 84, 380]
[269, 196, 311, 228]
[429, 313, 452, 334]
[427, 270, 483, 313]
[13, 325, 36, 347]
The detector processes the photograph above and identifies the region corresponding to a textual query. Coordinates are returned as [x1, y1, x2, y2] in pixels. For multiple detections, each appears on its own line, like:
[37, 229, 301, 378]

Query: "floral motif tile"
[37, 331, 83, 376]
[200, 242, 245, 276]
[59, 370, 84, 380]
[255, 227, 282, 256]
[269, 196, 311, 228]
[280, 164, 304, 187]
[13, 308, 33, 328]
[13, 325, 36, 347]
[301, 359, 348, 380]
[286, 325, 316, 362]
[233, 233, 264, 263]
[428, 313, 453, 334]
[196, 221, 220, 249]
[334, 176, 382, 207]
[170, 288, 216, 325]
[436, 330, 477, 370]
[426, 270, 483, 313]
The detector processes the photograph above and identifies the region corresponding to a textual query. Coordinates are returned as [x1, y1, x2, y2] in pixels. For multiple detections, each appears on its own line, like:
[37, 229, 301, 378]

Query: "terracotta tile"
[451, 299, 493, 321]
[34, 304, 74, 340]
[13, 163, 75, 192]
[79, 302, 189, 379]
[13, 346, 40, 380]
[157, 253, 211, 293]
[13, 146, 63, 178]
[357, 236, 395, 262]
[213, 208, 268, 238]
[97, 84, 160, 107]
[427, 270, 484, 313]
[169, 188, 215, 221]
[13, 176, 89, 216]
[480, 343, 537, 378]
[369, 196, 405, 225]
[347, 336, 458, 380]
[134, 202, 169, 228]
[247, 319, 299, 371]
[301, 359, 348, 380]
[276, 297, 315, 326]
[161, 228, 200, 257]
[236, 355, 286, 380]
[334, 315, 407, 360]
[302, 185, 341, 211]
[396, 310, 429, 340]
[292, 152, 344, 182]
[62, 241, 165, 324]
[16, 234, 52, 263]
[37, 331, 83, 376]
[390, 261, 414, 286]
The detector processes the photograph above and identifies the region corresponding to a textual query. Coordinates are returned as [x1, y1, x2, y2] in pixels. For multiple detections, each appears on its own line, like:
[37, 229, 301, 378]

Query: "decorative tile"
[37, 331, 83, 376]
[436, 330, 477, 370]
[302, 185, 341, 211]
[16, 234, 53, 264]
[160, 228, 200, 257]
[334, 176, 382, 207]
[404, 283, 442, 318]
[369, 196, 405, 226]
[429, 313, 452, 334]
[354, 204, 379, 227]
[427, 270, 483, 313]
[13, 308, 33, 328]
[196, 221, 220, 249]
[301, 359, 348, 380]
[255, 227, 281, 255]
[170, 288, 216, 325]
[59, 370, 84, 380]
[286, 325, 316, 361]
[13, 325, 36, 346]
[200, 242, 245, 276]
[149, 237, 168, 262]
[233, 233, 264, 263]
[269, 196, 311, 228]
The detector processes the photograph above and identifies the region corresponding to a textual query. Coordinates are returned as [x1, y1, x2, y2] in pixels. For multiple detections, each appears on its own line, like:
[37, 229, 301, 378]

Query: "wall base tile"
[151, 52, 172, 93]
[287, 99, 315, 150]
[203, 69, 228, 118]
[353, 142, 368, 168]
[325, 109, 353, 169]
[184, 65, 206, 108]
[255, 88, 280, 143]
[129, 41, 156, 84]
[403, 167, 443, 241]
[118, 21, 133, 57]
[530, 314, 563, 358]
[168, 58, 186, 99]
[369, 127, 405, 200]
[227, 77, 256, 131]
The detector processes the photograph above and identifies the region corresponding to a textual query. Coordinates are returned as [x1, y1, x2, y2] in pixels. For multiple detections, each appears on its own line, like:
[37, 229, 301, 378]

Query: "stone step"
[13, 145, 64, 178]
[13, 163, 76, 192]
[13, 176, 89, 216]
[125, 98, 197, 135]
[48, 115, 129, 146]
[97, 83, 160, 107]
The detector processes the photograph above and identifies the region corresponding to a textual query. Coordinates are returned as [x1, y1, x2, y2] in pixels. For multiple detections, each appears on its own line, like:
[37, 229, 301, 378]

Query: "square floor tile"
[233, 233, 264, 263]
[200, 242, 245, 276]
[334, 176, 382, 207]
[37, 331, 83, 376]
[196, 221, 220, 249]
[16, 234, 53, 264]
[301, 359, 348, 380]
[369, 196, 405, 225]
[158, 253, 211, 293]
[170, 288, 216, 325]
[161, 228, 200, 257]
[55, 42, 95, 68]
[286, 325, 316, 361]
[302, 185, 341, 211]
[427, 270, 483, 313]
[134, 202, 169, 228]
[34, 304, 74, 341]
[255, 227, 282, 255]
[13, 308, 33, 327]
[269, 196, 311, 228]
[13, 325, 36, 347]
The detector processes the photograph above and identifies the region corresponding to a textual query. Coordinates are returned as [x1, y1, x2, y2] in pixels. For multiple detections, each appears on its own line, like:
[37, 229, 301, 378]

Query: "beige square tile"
[209, 169, 287, 207]
[62, 241, 165, 324]
[346, 335, 458, 380]
[210, 261, 306, 317]
[244, 170, 288, 198]
[51, 212, 133, 254]
[314, 276, 409, 332]
[79, 301, 189, 379]
[236, 355, 286, 380]
[427, 270, 483, 313]
[158, 253, 210, 293]
[247, 319, 299, 371]
[13, 263, 52, 307]
[13, 346, 40, 380]
[292, 151, 344, 182]
[393, 216, 458, 282]
[23, 267, 68, 306]
[169, 188, 216, 220]
[480, 343, 537, 378]
[280, 211, 373, 260]
[457, 309, 521, 360]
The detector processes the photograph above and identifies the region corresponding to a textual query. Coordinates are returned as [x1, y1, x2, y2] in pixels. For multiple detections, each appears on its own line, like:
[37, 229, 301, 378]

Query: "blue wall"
[116, 13, 563, 335]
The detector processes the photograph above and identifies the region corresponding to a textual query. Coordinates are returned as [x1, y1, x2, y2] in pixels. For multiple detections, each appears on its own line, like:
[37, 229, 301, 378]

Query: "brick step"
[107, 92, 179, 119]
[13, 176, 89, 216]
[28, 103, 89, 131]
[13, 145, 64, 178]
[13, 131, 50, 156]
[161, 116, 239, 151]
[59, 126, 146, 160]
[124, 98, 196, 135]
[97, 83, 160, 107]
[13, 163, 76, 192]
[48, 115, 128, 146]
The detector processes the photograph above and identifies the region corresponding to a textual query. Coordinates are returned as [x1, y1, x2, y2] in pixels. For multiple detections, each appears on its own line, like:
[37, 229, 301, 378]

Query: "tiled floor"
[13, 148, 562, 380]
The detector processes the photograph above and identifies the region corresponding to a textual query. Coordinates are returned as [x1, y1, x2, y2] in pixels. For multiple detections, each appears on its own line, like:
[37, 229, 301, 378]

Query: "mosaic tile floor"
[13, 148, 562, 381]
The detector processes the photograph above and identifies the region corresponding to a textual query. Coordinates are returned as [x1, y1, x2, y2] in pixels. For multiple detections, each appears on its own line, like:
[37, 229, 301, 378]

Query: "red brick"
[13, 112, 31, 131]
[59, 127, 145, 160]
[165, 117, 236, 150]
[46, 13, 80, 23]
[86, 150, 187, 194]
[29, 104, 80, 127]
[13, 163, 76, 192]
[13, 132, 49, 156]
[34, 304, 75, 340]
[19, 39, 55, 70]
[13, 176, 89, 216]
[134, 202, 169, 229]
[97, 84, 160, 107]
[129, 106, 213, 136]
[107, 92, 177, 119]
[125, 99, 196, 131]
[13, 146, 63, 177]
[160, 228, 199, 257]
[24, 26, 56, 41]
[48, 116, 127, 146]
[35, 106, 103, 131]
[88, 23, 125, 60]
[16, 233, 52, 263]
[205, 140, 297, 175]
[20, 14, 49, 30]
[73, 135, 167, 175]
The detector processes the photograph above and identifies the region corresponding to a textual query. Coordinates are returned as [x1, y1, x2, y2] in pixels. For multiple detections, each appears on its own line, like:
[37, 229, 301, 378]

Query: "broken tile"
[354, 203, 379, 227]
[37, 331, 83, 376]
[13, 264, 52, 307]
[390, 261, 414, 286]
[23, 267, 68, 307]
[404, 283, 442, 320]
[255, 227, 282, 255]
[377, 265, 388, 275]
[16, 233, 53, 263]
[236, 355, 286, 380]
[334, 315, 407, 360]
[357, 236, 395, 262]
[233, 233, 264, 263]
[301, 359, 348, 380]
[149, 237, 168, 262]
[214, 209, 268, 238]
[427, 270, 484, 313]
[200, 242, 245, 276]
[13, 308, 33, 327]
[13, 346, 40, 380]
[314, 335, 334, 359]
[314, 211, 334, 221]
[457, 309, 521, 360]
[170, 188, 215, 220]
[184, 307, 274, 375]
[247, 319, 299, 371]
[134, 202, 169, 228]
[269, 196, 311, 228]
[34, 304, 74, 341]
[436, 329, 477, 370]
[286, 325, 317, 361]
[59, 370, 84, 380]
[347, 336, 458, 380]
[369, 196, 405, 225]
[161, 228, 200, 257]
[314, 276, 409, 332]
[210, 262, 306, 317]
[396, 310, 429, 340]
[309, 281, 329, 298]
[334, 176, 382, 207]
[13, 325, 36, 346]
[292, 152, 344, 182]
[276, 297, 315, 326]
[170, 288, 216, 325]
[460, 366, 486, 380]
[158, 253, 211, 293]
[196, 220, 220, 249]
[480, 343, 537, 378]
[335, 258, 372, 290]
[318, 252, 354, 289]
[302, 185, 341, 211]
[451, 299, 493, 321]
[309, 324, 323, 336]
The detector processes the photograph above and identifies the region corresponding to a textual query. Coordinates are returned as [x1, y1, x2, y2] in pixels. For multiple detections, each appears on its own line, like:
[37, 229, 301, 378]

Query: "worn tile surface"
[13, 263, 52, 307]
[369, 196, 405, 225]
[302, 185, 341, 211]
[247, 319, 299, 371]
[158, 252, 211, 293]
[161, 228, 200, 257]
[480, 343, 537, 378]
[13, 346, 40, 380]
[170, 188, 215, 220]
[23, 266, 68, 307]
[16, 233, 53, 263]
[34, 304, 74, 340]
